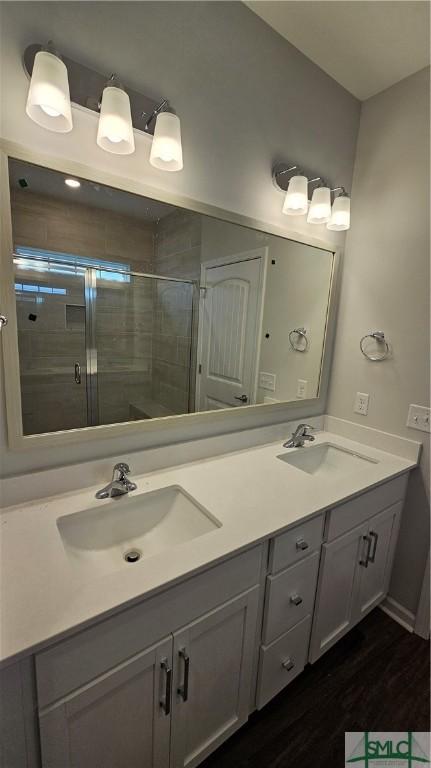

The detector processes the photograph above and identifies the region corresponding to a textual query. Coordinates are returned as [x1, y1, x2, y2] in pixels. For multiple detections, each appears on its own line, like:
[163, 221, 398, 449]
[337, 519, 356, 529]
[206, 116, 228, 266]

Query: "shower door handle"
[74, 362, 81, 384]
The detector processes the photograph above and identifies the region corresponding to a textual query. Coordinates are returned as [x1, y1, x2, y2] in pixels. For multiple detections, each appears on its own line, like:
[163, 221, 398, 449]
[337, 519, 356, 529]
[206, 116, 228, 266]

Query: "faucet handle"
[114, 462, 130, 476]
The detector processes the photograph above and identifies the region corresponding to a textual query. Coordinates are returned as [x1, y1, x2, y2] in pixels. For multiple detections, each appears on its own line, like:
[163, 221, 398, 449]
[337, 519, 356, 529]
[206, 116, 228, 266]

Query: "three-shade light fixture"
[274, 162, 350, 231]
[24, 44, 183, 171]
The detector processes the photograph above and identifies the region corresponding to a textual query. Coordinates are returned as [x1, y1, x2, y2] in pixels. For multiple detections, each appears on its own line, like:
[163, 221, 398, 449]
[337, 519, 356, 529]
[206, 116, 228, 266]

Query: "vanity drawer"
[269, 515, 324, 574]
[263, 552, 320, 644]
[256, 615, 311, 709]
[326, 474, 408, 541]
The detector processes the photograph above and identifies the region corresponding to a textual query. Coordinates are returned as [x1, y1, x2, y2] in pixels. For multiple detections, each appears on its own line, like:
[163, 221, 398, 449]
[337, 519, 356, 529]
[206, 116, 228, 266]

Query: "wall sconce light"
[327, 189, 350, 231]
[307, 182, 332, 224]
[23, 43, 183, 171]
[273, 162, 350, 230]
[25, 44, 73, 133]
[97, 75, 135, 155]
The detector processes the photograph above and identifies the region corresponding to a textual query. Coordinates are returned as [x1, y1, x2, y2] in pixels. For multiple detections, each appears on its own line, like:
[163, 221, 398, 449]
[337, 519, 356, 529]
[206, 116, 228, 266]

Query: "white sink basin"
[57, 485, 221, 575]
[277, 443, 378, 477]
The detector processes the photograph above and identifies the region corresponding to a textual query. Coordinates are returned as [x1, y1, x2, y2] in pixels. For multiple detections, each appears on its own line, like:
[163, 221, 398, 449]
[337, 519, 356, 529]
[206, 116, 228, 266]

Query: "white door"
[170, 587, 259, 768]
[356, 502, 402, 619]
[309, 522, 368, 662]
[196, 255, 265, 411]
[39, 637, 172, 768]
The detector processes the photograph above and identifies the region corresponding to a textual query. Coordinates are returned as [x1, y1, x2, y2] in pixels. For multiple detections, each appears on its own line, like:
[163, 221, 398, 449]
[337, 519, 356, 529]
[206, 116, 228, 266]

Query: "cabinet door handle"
[360, 535, 372, 567]
[296, 538, 309, 551]
[178, 648, 190, 702]
[282, 657, 294, 672]
[74, 362, 81, 384]
[234, 394, 248, 403]
[160, 659, 172, 716]
[369, 531, 378, 563]
[290, 595, 303, 606]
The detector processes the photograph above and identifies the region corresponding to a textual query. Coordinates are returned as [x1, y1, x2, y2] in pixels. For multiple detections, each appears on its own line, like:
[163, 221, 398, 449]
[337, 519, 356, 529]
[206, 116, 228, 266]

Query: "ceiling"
[244, 1, 430, 100]
[8, 159, 175, 222]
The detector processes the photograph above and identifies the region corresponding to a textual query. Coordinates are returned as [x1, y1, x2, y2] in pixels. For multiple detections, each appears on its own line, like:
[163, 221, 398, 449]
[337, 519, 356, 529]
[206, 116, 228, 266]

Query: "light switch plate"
[354, 392, 369, 416]
[407, 404, 430, 432]
[296, 379, 307, 399]
[259, 371, 276, 391]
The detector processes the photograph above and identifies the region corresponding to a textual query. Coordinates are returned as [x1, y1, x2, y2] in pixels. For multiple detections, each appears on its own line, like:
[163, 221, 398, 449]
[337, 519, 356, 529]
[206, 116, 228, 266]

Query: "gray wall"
[0, 1, 360, 476]
[327, 67, 430, 616]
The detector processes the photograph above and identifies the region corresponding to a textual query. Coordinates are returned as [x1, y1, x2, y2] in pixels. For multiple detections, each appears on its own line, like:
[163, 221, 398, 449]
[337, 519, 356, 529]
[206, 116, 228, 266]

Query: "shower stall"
[14, 251, 196, 435]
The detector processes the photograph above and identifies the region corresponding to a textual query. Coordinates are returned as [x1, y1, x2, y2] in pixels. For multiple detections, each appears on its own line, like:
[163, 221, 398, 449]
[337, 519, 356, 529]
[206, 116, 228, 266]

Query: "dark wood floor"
[201, 609, 430, 768]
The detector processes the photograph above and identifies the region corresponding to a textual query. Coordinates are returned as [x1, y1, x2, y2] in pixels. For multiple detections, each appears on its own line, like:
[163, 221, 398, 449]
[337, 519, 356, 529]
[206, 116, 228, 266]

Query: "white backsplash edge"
[0, 416, 325, 509]
[324, 416, 422, 463]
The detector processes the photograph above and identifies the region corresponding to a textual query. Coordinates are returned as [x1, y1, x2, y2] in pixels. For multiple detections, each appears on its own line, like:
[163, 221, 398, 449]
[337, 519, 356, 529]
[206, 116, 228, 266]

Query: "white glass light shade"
[282, 175, 308, 216]
[26, 51, 72, 132]
[150, 112, 183, 171]
[327, 194, 350, 231]
[307, 186, 331, 224]
[97, 86, 135, 155]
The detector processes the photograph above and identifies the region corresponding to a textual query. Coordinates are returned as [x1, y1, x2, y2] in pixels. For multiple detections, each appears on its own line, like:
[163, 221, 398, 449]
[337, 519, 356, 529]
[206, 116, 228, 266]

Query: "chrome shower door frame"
[84, 267, 99, 427]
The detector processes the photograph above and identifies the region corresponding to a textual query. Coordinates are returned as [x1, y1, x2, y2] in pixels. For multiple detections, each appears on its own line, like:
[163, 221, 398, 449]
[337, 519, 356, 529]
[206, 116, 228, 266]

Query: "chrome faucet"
[95, 462, 137, 499]
[283, 424, 315, 449]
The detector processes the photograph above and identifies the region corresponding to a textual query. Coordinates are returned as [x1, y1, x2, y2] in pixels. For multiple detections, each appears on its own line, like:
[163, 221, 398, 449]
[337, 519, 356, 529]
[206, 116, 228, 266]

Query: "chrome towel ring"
[360, 331, 390, 361]
[289, 327, 309, 352]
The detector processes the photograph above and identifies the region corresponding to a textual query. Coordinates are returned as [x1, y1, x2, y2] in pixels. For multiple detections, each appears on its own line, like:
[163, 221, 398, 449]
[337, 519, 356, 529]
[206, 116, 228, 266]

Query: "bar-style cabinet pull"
[369, 531, 379, 563]
[290, 595, 303, 606]
[178, 648, 190, 702]
[360, 535, 372, 567]
[74, 362, 81, 384]
[282, 658, 294, 672]
[160, 659, 172, 716]
[296, 537, 309, 551]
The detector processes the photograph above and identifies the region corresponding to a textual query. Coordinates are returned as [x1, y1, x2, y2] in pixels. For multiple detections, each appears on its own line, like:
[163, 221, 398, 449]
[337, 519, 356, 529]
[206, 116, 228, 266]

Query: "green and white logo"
[345, 732, 430, 767]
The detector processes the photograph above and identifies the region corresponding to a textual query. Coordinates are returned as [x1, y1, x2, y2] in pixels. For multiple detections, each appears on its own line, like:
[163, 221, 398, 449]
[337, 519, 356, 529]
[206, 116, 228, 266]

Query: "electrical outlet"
[296, 379, 307, 399]
[259, 371, 276, 391]
[407, 404, 430, 433]
[354, 392, 369, 416]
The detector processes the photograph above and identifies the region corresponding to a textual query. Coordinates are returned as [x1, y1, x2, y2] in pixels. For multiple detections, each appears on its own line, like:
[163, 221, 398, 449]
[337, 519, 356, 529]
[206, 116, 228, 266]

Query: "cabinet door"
[170, 587, 260, 768]
[309, 522, 368, 662]
[356, 502, 402, 619]
[39, 637, 172, 768]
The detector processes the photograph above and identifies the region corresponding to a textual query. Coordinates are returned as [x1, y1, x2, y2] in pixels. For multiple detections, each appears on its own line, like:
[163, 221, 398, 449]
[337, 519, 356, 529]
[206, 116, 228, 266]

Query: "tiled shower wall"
[153, 209, 201, 413]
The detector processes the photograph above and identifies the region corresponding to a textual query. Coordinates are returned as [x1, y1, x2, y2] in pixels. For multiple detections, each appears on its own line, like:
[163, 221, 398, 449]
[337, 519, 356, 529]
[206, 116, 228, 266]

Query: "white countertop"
[0, 430, 417, 666]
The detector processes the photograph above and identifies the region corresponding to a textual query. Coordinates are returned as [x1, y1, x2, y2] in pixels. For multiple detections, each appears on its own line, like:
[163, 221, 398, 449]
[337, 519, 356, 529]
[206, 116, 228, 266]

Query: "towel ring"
[360, 331, 390, 361]
[289, 327, 309, 352]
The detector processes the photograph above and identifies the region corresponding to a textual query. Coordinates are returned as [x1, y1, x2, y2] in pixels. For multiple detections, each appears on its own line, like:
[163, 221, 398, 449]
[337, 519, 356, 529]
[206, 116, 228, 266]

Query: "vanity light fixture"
[25, 44, 73, 133]
[23, 43, 183, 171]
[97, 75, 135, 155]
[307, 183, 332, 225]
[273, 161, 350, 230]
[327, 189, 350, 231]
[64, 178, 80, 188]
[146, 100, 183, 171]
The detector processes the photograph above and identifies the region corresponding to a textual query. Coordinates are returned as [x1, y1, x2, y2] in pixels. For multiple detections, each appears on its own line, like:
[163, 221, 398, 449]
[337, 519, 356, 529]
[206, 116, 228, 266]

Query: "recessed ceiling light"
[65, 178, 80, 188]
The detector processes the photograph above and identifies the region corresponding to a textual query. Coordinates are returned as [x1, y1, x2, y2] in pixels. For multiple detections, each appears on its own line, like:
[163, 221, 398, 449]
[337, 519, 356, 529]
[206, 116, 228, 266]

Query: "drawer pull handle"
[282, 658, 295, 672]
[369, 531, 379, 563]
[160, 659, 172, 716]
[178, 648, 190, 702]
[290, 595, 303, 606]
[296, 538, 309, 551]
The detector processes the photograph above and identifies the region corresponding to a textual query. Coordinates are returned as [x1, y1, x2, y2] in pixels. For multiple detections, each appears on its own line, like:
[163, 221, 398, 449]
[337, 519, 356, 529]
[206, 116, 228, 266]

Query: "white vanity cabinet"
[35, 547, 263, 768]
[309, 476, 407, 662]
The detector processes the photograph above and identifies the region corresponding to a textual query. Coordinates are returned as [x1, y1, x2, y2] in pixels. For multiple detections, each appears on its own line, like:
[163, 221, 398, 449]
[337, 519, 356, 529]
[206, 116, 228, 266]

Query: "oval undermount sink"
[57, 485, 221, 575]
[277, 442, 378, 477]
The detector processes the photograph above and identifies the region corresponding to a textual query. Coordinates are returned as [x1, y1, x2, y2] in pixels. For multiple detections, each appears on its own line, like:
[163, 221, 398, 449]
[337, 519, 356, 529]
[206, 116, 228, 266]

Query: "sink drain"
[124, 549, 142, 563]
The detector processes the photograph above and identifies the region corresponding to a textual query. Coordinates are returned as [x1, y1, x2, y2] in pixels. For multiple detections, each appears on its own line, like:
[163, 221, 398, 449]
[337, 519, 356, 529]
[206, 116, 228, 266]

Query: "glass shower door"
[14, 258, 89, 434]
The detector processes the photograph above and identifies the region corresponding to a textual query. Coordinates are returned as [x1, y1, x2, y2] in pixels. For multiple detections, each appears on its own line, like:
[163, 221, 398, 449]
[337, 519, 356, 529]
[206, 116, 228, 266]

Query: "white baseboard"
[379, 596, 415, 633]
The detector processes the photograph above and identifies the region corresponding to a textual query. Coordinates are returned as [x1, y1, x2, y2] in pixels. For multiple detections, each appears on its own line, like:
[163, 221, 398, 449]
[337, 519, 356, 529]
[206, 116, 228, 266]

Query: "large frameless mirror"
[6, 158, 336, 438]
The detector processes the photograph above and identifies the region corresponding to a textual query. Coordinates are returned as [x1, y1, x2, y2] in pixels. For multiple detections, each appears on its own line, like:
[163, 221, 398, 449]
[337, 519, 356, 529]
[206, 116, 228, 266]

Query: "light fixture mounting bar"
[23, 44, 165, 137]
